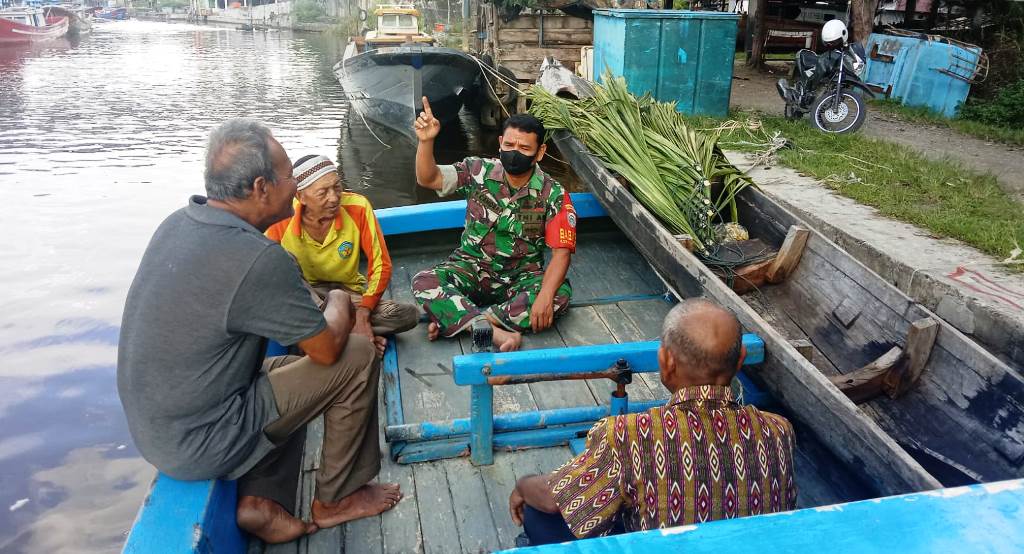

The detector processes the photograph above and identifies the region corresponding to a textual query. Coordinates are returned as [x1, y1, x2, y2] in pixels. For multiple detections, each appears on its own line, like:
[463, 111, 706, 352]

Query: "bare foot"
[491, 324, 522, 352]
[237, 495, 318, 544]
[427, 322, 440, 341]
[312, 482, 402, 529]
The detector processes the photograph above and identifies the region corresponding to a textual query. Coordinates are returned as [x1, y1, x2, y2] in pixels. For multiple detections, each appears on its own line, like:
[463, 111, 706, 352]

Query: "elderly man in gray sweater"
[117, 119, 400, 543]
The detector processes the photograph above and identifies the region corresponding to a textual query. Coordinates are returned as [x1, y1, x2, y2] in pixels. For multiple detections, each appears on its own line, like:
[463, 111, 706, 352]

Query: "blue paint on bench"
[375, 192, 608, 237]
[123, 473, 245, 553]
[453, 335, 765, 386]
[499, 479, 1024, 553]
[453, 336, 764, 464]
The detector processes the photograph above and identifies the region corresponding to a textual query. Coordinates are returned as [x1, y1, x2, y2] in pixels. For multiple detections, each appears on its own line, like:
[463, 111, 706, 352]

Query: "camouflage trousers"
[412, 258, 572, 337]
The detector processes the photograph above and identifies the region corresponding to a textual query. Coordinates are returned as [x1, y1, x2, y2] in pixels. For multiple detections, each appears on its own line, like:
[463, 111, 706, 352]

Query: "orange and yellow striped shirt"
[266, 193, 391, 310]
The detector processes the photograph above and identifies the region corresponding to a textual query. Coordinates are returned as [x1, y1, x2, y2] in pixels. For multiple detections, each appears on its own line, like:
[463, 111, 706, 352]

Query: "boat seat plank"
[459, 333, 540, 415]
[411, 461, 464, 554]
[445, 459, 503, 553]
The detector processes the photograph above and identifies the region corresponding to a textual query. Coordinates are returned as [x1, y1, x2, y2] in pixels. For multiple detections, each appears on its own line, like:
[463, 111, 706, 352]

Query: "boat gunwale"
[552, 129, 943, 496]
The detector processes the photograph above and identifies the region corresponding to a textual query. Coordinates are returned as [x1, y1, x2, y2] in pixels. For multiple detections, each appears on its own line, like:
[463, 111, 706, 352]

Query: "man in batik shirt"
[412, 98, 576, 352]
[508, 299, 798, 545]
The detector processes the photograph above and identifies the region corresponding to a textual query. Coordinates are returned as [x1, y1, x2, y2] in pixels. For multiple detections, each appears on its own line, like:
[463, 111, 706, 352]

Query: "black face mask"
[499, 149, 537, 177]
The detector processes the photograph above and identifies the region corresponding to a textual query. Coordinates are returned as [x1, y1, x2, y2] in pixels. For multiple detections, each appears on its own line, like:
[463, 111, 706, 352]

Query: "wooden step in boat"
[554, 132, 1024, 488]
[122, 183, 1024, 552]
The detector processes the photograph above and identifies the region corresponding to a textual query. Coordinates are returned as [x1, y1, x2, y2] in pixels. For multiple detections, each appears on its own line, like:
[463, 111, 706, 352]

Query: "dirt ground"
[729, 62, 1024, 204]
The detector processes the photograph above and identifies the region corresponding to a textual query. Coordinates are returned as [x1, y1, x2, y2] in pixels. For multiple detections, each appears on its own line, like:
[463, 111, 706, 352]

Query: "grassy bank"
[708, 111, 1024, 261]
[870, 99, 1024, 147]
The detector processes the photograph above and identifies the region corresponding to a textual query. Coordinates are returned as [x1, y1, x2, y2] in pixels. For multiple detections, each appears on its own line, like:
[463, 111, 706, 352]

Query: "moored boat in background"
[0, 6, 69, 45]
[44, 5, 93, 37]
[334, 4, 481, 142]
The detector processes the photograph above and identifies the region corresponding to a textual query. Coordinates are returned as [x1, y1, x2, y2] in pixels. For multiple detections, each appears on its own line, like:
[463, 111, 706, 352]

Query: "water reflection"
[0, 19, 574, 551]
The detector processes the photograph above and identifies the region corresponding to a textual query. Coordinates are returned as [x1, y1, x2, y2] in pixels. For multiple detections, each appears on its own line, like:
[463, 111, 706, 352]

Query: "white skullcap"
[293, 155, 337, 191]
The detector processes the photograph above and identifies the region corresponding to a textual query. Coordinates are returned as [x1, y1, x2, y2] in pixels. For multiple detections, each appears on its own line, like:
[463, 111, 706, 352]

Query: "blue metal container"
[864, 32, 983, 118]
[593, 9, 739, 117]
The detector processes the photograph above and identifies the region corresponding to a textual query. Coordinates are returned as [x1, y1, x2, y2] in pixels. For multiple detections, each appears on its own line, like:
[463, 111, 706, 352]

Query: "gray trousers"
[238, 336, 381, 513]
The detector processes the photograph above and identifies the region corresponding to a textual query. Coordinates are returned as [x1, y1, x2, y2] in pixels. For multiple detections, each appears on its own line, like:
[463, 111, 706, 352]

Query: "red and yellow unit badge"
[545, 193, 577, 252]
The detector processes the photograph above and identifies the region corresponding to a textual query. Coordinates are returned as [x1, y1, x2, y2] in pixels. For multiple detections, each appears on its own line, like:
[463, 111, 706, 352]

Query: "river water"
[0, 20, 569, 552]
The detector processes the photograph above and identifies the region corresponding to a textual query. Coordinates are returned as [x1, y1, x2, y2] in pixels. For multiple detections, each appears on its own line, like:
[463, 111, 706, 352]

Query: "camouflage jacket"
[437, 157, 577, 276]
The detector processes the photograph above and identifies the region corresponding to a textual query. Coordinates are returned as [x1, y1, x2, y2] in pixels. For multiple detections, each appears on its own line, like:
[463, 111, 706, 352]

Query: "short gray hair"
[204, 119, 276, 201]
[661, 299, 742, 374]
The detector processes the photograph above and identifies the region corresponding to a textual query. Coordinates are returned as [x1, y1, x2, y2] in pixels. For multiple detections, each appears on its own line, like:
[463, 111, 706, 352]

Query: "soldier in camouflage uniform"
[412, 98, 576, 351]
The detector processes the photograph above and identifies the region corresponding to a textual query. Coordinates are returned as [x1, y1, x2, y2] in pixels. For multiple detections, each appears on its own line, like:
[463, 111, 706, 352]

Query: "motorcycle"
[776, 41, 873, 134]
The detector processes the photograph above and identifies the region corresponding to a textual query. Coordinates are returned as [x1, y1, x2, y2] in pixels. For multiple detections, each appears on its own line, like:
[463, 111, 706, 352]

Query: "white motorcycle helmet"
[821, 19, 848, 47]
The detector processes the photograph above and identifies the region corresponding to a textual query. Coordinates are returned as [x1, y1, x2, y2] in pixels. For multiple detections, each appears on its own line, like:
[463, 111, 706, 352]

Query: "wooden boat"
[334, 5, 481, 143]
[122, 180, 1024, 552]
[44, 5, 93, 37]
[0, 7, 68, 45]
[95, 7, 128, 21]
[553, 132, 1024, 488]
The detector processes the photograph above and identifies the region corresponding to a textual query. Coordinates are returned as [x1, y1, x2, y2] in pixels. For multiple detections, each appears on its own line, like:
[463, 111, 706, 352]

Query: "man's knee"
[552, 285, 572, 316]
[411, 269, 441, 299]
[395, 302, 422, 330]
[324, 335, 377, 389]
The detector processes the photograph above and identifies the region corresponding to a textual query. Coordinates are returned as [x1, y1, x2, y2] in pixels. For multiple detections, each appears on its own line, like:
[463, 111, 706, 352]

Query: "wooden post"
[790, 339, 814, 362]
[829, 317, 938, 404]
[746, 0, 766, 68]
[883, 318, 939, 398]
[469, 384, 494, 465]
[461, 0, 470, 52]
[767, 226, 810, 284]
[904, 0, 917, 29]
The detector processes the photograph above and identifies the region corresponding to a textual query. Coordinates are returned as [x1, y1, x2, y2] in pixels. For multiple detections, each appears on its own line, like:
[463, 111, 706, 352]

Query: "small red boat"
[0, 7, 69, 45]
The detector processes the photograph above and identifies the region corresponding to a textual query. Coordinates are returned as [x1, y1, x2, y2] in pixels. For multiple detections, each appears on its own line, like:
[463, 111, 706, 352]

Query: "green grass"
[702, 111, 1024, 261]
[871, 99, 1024, 147]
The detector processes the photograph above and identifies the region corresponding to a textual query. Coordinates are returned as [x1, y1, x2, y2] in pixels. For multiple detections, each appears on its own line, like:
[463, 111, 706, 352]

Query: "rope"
[356, 108, 391, 149]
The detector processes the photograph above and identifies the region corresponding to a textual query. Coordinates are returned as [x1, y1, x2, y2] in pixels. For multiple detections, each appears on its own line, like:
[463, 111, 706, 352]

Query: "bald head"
[658, 299, 744, 390]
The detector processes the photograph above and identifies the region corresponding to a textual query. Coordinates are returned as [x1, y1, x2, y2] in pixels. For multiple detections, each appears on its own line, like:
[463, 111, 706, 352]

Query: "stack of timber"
[478, 6, 593, 81]
[554, 130, 1024, 490]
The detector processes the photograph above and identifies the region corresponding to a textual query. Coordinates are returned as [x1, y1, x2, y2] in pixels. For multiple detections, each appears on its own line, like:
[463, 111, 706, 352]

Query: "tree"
[850, 0, 880, 43]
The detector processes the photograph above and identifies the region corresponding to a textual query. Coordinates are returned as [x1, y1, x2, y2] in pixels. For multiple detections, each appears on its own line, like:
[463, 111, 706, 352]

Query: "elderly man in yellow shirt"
[267, 155, 418, 335]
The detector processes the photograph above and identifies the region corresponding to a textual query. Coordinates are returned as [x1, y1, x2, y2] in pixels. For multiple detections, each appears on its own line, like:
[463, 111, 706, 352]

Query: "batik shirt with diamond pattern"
[549, 385, 797, 538]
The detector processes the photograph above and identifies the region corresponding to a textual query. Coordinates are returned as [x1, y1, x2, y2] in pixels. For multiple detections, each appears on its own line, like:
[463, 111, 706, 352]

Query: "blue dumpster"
[864, 32, 985, 118]
[593, 9, 739, 117]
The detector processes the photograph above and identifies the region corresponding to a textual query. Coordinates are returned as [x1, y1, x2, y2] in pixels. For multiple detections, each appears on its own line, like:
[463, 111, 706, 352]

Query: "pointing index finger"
[421, 96, 433, 118]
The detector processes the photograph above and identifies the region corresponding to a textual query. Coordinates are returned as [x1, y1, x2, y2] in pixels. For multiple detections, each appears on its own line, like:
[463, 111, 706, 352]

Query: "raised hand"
[413, 96, 441, 142]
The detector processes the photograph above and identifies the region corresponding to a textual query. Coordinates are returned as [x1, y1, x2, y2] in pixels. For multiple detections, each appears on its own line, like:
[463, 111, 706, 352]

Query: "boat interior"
[247, 213, 876, 554]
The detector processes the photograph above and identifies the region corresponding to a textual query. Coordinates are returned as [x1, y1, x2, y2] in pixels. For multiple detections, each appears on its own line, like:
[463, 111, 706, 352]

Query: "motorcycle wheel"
[810, 89, 866, 134]
[784, 104, 801, 121]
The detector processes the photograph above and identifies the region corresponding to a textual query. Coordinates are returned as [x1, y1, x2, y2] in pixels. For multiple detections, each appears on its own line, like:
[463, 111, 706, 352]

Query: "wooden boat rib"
[553, 131, 1024, 491]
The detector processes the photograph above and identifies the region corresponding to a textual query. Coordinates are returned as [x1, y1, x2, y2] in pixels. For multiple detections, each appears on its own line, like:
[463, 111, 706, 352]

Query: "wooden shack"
[476, 6, 594, 82]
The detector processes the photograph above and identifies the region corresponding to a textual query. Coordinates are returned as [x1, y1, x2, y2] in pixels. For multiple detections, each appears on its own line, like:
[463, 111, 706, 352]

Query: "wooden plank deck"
[249, 228, 873, 553]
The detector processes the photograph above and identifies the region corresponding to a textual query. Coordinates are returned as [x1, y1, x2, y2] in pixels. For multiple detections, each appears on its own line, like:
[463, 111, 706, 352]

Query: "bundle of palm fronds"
[527, 72, 755, 255]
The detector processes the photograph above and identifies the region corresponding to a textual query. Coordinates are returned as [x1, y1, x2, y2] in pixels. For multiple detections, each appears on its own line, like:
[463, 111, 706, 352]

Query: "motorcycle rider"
[778, 19, 849, 106]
